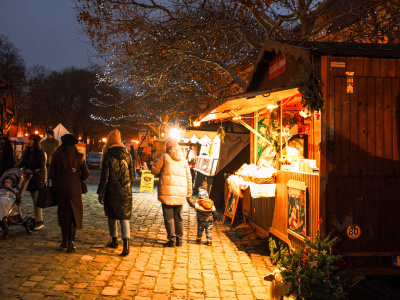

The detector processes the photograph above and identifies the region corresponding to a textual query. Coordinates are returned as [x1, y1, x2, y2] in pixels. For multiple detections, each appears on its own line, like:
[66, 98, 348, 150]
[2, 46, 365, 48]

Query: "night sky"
[0, 0, 95, 72]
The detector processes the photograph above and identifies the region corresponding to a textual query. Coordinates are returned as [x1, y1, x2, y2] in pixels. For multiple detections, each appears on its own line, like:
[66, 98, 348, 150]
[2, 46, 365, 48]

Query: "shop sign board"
[138, 131, 149, 148]
[287, 180, 307, 239]
[222, 192, 240, 230]
[139, 170, 154, 194]
[269, 55, 286, 80]
[346, 224, 361, 239]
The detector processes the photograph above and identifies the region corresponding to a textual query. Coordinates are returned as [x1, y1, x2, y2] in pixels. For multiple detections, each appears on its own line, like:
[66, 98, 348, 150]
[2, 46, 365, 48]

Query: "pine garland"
[292, 64, 324, 113]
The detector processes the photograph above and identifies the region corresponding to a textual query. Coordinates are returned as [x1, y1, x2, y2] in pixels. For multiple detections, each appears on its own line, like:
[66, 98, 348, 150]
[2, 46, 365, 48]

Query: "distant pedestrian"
[129, 145, 137, 179]
[49, 134, 89, 253]
[40, 129, 60, 169]
[187, 187, 217, 246]
[97, 129, 133, 256]
[151, 138, 192, 247]
[0, 135, 15, 177]
[17, 134, 46, 230]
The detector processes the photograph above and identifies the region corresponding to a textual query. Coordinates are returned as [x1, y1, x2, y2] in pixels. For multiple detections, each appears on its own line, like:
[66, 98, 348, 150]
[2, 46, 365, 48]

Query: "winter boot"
[176, 238, 183, 247]
[207, 240, 212, 246]
[196, 238, 202, 244]
[60, 227, 67, 248]
[67, 225, 77, 253]
[163, 240, 176, 247]
[107, 237, 119, 248]
[120, 238, 130, 256]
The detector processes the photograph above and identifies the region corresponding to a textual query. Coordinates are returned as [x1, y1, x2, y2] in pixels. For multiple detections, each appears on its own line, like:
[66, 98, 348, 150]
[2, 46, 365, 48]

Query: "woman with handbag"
[18, 134, 46, 230]
[97, 129, 133, 256]
[49, 134, 89, 253]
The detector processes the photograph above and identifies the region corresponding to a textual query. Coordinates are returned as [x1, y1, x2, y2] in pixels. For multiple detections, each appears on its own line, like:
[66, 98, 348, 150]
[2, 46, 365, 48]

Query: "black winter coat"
[18, 146, 46, 191]
[49, 153, 89, 230]
[97, 146, 133, 220]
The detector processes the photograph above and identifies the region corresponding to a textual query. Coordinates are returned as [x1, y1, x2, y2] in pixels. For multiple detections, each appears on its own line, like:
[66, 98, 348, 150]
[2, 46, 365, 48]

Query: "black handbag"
[81, 180, 88, 194]
[36, 182, 57, 208]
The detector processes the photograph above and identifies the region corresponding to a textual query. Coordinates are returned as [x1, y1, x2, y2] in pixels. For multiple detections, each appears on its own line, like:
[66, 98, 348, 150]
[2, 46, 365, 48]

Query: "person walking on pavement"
[151, 138, 192, 247]
[0, 135, 15, 177]
[40, 129, 60, 170]
[97, 129, 134, 256]
[129, 145, 137, 179]
[49, 134, 89, 253]
[187, 187, 217, 246]
[18, 134, 46, 230]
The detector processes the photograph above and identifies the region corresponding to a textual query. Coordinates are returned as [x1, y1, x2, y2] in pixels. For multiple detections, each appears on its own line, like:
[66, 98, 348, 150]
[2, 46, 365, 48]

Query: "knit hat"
[107, 129, 121, 145]
[198, 187, 209, 199]
[165, 138, 178, 149]
[61, 134, 78, 145]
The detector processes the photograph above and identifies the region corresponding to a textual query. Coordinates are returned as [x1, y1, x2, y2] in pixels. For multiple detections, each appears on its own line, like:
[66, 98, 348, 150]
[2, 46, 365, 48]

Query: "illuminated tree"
[75, 0, 400, 130]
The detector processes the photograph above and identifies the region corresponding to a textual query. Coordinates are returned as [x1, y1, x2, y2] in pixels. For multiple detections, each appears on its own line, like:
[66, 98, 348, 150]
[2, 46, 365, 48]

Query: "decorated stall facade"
[197, 41, 400, 274]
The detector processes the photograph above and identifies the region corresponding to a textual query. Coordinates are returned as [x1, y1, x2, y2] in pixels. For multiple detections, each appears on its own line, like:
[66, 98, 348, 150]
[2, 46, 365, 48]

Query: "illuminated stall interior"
[255, 93, 321, 173]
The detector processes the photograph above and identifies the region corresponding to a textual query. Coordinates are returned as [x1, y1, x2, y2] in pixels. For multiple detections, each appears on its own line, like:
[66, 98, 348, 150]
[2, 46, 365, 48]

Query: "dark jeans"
[197, 221, 213, 240]
[162, 204, 183, 243]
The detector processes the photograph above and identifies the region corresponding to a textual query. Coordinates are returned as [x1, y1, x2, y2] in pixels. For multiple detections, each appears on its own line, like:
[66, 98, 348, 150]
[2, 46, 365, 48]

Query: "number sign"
[346, 224, 361, 239]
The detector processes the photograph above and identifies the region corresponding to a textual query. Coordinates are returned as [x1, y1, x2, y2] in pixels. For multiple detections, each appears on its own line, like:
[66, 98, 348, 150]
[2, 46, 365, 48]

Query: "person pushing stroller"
[187, 187, 217, 246]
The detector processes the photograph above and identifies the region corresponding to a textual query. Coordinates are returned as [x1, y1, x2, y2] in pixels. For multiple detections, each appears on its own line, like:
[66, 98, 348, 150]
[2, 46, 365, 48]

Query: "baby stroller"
[0, 168, 35, 238]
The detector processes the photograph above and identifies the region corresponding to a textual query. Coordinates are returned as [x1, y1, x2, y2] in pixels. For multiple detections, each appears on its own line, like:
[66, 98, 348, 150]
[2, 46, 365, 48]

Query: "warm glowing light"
[193, 121, 201, 127]
[169, 128, 181, 139]
[24, 133, 29, 137]
[34, 130, 39, 134]
[161, 132, 164, 138]
[267, 104, 278, 110]
[101, 137, 107, 142]
[134, 140, 139, 144]
[78, 136, 82, 140]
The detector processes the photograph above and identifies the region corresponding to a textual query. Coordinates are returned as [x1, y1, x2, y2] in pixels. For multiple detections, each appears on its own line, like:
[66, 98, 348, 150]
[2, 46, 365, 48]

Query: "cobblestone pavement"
[0, 170, 275, 300]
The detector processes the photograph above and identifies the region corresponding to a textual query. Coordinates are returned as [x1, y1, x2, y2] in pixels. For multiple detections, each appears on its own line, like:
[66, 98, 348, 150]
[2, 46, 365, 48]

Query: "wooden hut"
[197, 41, 400, 275]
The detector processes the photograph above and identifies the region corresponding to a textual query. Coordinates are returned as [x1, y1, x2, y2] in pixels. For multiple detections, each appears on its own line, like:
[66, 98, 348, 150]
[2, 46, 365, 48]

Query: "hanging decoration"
[292, 63, 324, 113]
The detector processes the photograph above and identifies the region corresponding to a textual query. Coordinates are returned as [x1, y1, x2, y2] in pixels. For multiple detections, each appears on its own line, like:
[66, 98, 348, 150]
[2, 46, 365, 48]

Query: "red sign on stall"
[269, 55, 287, 80]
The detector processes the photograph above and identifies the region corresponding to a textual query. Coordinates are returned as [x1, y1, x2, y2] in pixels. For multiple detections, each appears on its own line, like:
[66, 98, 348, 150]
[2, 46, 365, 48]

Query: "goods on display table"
[227, 164, 276, 198]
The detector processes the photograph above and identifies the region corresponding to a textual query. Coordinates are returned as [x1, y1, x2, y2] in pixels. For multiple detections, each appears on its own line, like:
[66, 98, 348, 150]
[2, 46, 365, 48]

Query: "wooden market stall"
[196, 41, 400, 275]
[182, 121, 250, 210]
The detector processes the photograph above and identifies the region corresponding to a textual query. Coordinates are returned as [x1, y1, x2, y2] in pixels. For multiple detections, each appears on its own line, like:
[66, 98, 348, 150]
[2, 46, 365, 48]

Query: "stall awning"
[182, 130, 218, 141]
[199, 88, 300, 122]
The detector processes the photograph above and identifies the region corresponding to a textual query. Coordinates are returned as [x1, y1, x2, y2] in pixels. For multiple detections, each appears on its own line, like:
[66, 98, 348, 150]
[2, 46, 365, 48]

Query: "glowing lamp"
[24, 133, 29, 137]
[169, 128, 181, 139]
[193, 121, 201, 127]
[267, 104, 278, 110]
[101, 137, 107, 143]
[34, 130, 39, 134]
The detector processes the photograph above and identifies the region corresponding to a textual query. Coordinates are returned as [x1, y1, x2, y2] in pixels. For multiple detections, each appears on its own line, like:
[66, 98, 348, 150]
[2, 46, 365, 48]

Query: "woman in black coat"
[97, 129, 133, 256]
[49, 134, 89, 253]
[18, 134, 46, 230]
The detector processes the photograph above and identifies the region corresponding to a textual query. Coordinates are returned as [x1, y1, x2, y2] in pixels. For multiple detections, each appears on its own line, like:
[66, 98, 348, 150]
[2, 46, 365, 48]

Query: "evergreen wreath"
[292, 63, 324, 113]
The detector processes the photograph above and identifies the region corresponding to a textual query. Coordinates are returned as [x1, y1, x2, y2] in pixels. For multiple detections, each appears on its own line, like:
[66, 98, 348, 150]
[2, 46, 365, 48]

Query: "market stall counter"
[223, 164, 276, 230]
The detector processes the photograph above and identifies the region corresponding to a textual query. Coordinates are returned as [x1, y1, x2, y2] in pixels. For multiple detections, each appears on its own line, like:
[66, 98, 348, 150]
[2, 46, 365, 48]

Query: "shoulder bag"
[36, 180, 57, 208]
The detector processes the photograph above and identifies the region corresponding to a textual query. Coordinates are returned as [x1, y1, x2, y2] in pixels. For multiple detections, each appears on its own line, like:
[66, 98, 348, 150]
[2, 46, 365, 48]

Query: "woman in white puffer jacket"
[151, 138, 192, 247]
